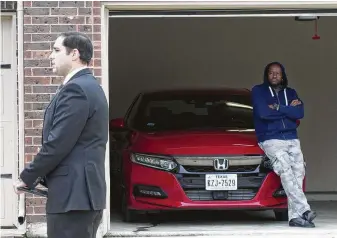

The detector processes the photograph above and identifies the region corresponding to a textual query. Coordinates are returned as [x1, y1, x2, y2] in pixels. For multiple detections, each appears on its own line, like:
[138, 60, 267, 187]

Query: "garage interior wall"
[108, 16, 337, 192]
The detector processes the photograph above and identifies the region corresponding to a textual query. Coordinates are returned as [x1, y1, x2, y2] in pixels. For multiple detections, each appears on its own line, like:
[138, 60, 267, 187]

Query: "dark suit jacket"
[20, 68, 109, 214]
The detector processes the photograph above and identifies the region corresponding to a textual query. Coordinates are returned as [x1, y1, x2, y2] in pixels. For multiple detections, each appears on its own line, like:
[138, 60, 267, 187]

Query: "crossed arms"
[252, 86, 304, 120]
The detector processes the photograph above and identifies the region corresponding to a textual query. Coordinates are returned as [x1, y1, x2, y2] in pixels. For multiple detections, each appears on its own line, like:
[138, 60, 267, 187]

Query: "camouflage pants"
[259, 139, 310, 220]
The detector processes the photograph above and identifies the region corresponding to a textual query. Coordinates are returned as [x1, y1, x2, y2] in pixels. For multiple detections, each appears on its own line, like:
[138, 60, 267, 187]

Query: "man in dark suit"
[14, 32, 109, 238]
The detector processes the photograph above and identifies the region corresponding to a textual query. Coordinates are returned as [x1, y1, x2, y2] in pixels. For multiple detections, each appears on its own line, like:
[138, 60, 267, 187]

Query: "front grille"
[186, 189, 257, 201]
[176, 174, 265, 201]
[174, 155, 263, 167]
[183, 165, 258, 173]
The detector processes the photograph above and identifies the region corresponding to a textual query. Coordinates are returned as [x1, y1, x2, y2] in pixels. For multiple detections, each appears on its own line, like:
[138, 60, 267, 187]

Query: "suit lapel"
[44, 68, 92, 115]
[41, 68, 93, 144]
[45, 84, 62, 113]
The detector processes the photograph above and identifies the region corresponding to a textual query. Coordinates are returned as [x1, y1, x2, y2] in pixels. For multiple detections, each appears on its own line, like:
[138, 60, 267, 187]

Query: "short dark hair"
[59, 32, 93, 64]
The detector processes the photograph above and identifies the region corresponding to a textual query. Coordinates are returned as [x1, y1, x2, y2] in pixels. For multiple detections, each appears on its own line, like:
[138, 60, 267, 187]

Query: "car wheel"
[274, 209, 288, 221]
[121, 191, 138, 223]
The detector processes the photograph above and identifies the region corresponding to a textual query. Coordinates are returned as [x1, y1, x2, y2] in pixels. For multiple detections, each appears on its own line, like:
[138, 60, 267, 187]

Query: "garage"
[99, 2, 337, 237]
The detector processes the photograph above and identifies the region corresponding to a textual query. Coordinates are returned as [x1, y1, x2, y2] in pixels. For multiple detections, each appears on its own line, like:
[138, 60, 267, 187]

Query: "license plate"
[205, 174, 237, 191]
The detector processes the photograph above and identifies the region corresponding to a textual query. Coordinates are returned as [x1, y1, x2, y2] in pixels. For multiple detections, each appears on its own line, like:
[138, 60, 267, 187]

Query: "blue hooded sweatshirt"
[251, 62, 304, 143]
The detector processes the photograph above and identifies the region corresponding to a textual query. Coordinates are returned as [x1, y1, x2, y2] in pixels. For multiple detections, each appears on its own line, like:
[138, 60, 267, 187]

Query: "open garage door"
[101, 2, 337, 236]
[108, 9, 337, 194]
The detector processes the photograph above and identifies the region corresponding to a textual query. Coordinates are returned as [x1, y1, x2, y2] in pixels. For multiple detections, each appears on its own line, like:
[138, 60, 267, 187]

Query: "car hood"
[131, 129, 263, 155]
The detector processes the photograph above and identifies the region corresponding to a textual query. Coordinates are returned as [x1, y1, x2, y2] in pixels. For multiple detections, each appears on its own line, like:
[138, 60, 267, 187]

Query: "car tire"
[274, 209, 288, 221]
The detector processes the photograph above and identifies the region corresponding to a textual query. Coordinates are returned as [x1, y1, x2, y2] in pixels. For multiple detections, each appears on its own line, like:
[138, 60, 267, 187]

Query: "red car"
[109, 88, 292, 222]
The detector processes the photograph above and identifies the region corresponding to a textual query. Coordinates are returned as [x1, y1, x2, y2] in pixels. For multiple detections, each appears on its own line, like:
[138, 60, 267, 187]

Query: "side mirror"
[296, 120, 300, 127]
[109, 118, 125, 130]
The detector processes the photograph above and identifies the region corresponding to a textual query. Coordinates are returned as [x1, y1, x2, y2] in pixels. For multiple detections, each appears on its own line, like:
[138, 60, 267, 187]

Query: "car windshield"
[130, 92, 254, 132]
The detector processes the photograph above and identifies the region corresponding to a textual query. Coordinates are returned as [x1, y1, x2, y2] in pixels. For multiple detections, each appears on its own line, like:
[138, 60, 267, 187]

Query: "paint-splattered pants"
[259, 139, 310, 220]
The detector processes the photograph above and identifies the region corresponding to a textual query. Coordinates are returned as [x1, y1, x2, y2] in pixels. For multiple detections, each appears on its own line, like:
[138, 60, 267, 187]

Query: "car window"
[145, 100, 209, 116]
[125, 93, 142, 126]
[130, 93, 254, 132]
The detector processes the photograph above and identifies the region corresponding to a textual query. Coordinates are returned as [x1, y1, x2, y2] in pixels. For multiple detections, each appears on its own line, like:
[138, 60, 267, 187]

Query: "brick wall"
[23, 1, 102, 223]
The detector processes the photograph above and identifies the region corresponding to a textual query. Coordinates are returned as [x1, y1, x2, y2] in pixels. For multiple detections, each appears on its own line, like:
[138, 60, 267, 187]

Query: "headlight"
[131, 153, 177, 171]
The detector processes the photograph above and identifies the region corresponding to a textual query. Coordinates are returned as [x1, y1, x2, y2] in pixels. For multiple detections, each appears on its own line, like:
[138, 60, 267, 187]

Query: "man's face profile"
[49, 36, 72, 77]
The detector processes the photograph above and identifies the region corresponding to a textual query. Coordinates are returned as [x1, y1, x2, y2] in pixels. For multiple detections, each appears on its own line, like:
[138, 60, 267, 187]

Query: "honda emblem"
[213, 158, 229, 171]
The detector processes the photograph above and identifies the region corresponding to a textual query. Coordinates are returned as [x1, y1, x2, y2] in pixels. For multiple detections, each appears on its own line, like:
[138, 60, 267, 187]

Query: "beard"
[269, 79, 282, 88]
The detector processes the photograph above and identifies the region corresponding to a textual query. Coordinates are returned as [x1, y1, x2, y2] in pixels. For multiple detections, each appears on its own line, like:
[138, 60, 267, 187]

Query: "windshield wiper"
[184, 126, 238, 130]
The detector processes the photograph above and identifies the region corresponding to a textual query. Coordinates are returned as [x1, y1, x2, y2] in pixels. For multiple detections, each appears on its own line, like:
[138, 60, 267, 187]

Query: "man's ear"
[72, 49, 80, 61]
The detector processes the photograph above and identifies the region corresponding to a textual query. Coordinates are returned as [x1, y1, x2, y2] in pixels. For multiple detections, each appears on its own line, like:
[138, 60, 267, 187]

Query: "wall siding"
[23, 0, 102, 223]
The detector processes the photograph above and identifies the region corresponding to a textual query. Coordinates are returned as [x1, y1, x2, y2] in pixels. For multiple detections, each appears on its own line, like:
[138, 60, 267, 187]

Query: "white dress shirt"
[63, 66, 88, 85]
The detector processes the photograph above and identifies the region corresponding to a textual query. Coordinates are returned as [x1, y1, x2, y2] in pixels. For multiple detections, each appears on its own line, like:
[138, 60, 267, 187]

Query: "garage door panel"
[0, 76, 3, 116]
[0, 126, 3, 168]
[0, 180, 5, 219]
[0, 125, 14, 173]
[0, 179, 13, 220]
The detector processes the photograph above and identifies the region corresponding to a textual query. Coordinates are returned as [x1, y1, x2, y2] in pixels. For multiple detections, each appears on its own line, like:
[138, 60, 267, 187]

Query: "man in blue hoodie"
[252, 62, 316, 228]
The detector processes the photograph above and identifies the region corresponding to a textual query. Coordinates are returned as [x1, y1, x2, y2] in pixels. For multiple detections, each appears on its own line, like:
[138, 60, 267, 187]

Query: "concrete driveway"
[107, 201, 337, 237]
[4, 201, 336, 237]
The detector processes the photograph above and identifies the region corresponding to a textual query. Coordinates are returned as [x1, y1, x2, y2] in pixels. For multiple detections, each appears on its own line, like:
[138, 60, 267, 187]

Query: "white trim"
[98, 4, 111, 238]
[109, 13, 337, 18]
[17, 0, 26, 232]
[102, 1, 337, 10]
[0, 12, 19, 16]
[0, 229, 25, 237]
[11, 11, 19, 230]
